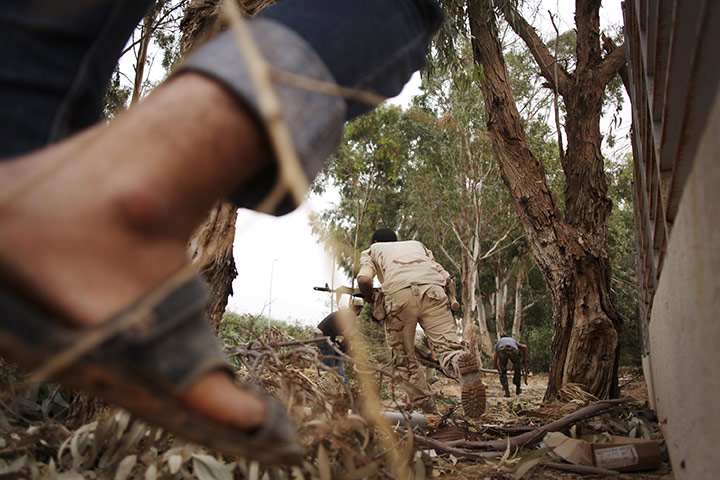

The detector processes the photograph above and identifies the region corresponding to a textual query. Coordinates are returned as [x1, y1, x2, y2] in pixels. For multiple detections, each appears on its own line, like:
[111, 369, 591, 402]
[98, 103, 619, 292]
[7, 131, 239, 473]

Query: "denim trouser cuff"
[176, 18, 346, 216]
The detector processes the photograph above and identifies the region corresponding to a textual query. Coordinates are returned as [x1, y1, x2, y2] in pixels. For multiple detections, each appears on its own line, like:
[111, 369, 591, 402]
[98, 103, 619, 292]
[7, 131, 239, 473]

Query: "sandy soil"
[386, 367, 674, 479]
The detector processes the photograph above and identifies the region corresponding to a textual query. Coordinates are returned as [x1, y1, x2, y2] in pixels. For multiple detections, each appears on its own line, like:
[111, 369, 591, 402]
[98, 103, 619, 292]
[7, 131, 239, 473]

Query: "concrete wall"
[646, 93, 720, 479]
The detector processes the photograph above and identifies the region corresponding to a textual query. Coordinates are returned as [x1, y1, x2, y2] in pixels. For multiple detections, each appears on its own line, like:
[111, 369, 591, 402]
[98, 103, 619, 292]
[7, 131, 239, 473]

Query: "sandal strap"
[98, 276, 234, 395]
[0, 276, 232, 395]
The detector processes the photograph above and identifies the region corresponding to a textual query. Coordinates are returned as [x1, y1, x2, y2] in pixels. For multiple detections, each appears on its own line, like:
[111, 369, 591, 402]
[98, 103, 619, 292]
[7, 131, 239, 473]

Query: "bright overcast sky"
[226, 0, 626, 327]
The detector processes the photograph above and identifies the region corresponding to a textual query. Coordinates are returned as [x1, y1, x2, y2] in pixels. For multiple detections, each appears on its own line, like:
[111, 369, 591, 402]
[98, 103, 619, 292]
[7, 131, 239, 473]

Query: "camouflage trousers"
[497, 345, 523, 390]
[383, 284, 465, 413]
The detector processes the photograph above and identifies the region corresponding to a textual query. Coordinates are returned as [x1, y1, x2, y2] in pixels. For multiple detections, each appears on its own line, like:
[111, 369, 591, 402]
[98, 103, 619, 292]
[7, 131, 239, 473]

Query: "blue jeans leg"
[261, 0, 444, 119]
[0, 0, 153, 159]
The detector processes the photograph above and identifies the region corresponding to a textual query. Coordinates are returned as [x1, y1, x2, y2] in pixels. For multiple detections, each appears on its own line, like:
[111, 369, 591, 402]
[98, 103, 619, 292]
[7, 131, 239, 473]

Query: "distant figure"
[493, 336, 528, 397]
[315, 298, 363, 381]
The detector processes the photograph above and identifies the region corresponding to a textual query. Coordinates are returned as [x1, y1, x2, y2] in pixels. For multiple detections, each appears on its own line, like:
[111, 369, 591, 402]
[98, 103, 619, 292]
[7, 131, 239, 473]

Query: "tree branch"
[600, 35, 629, 90]
[594, 44, 627, 87]
[549, 11, 565, 163]
[412, 435, 503, 460]
[501, 5, 570, 94]
[460, 396, 634, 451]
[120, 0, 188, 57]
[436, 240, 461, 272]
[478, 229, 512, 261]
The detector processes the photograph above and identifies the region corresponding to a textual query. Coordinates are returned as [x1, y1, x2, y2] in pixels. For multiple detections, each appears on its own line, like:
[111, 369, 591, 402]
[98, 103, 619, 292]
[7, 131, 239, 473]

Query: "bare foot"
[0, 73, 273, 432]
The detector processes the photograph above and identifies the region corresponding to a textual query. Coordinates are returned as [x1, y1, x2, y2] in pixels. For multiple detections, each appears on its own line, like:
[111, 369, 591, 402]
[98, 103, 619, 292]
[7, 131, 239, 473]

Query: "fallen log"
[460, 396, 634, 451]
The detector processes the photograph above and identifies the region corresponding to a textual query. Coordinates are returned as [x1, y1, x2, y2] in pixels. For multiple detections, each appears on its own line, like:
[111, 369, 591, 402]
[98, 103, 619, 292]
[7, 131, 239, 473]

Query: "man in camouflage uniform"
[493, 335, 528, 397]
[357, 228, 486, 417]
[414, 329, 440, 385]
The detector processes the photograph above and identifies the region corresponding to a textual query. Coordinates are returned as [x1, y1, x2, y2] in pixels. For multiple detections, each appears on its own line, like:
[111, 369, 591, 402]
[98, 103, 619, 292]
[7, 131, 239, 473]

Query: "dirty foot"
[0, 74, 275, 436]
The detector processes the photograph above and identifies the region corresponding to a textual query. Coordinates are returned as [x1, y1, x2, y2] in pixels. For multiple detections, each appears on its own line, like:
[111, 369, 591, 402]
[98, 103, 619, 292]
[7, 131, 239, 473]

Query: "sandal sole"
[0, 278, 305, 464]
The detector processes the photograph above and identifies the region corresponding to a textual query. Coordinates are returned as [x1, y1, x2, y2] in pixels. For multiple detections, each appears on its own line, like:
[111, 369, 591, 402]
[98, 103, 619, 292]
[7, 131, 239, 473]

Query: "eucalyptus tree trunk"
[465, 0, 626, 399]
[492, 257, 515, 339]
[476, 296, 494, 357]
[457, 251, 480, 355]
[179, 0, 275, 331]
[130, 8, 158, 106]
[511, 260, 527, 339]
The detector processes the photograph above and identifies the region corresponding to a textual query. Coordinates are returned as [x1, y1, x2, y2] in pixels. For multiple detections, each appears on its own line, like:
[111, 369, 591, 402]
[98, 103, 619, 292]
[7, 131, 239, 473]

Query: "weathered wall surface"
[648, 93, 720, 479]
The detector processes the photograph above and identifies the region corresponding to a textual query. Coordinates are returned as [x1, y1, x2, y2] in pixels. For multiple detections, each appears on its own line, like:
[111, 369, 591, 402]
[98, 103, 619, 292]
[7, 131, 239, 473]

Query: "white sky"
[226, 1, 627, 327]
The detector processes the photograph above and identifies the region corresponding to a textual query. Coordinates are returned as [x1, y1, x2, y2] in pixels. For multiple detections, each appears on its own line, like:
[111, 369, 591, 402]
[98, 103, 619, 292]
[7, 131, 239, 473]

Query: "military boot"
[458, 352, 486, 417]
[500, 377, 510, 397]
[516, 384, 522, 395]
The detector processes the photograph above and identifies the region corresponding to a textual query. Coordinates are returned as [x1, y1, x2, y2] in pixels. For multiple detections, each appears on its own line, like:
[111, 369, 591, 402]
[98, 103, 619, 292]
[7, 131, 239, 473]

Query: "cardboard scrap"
[544, 432, 661, 472]
[544, 432, 593, 466]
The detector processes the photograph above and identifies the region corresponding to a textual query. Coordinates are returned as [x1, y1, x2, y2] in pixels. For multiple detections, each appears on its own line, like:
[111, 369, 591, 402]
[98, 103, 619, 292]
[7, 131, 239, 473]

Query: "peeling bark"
[466, 0, 623, 399]
[476, 298, 494, 357]
[511, 261, 526, 339]
[186, 201, 238, 331]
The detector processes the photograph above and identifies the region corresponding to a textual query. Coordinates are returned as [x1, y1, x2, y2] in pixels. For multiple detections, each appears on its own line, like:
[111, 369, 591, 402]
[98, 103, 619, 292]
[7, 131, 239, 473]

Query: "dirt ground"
[393, 367, 675, 480]
[0, 358, 672, 479]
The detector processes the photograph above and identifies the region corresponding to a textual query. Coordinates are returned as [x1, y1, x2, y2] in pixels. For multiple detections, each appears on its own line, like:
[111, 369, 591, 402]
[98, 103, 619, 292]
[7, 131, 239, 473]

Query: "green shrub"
[524, 324, 554, 372]
[220, 311, 315, 346]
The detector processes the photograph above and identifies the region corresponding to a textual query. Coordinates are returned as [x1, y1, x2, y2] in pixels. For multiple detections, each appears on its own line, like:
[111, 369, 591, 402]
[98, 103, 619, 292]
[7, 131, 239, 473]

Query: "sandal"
[0, 274, 304, 464]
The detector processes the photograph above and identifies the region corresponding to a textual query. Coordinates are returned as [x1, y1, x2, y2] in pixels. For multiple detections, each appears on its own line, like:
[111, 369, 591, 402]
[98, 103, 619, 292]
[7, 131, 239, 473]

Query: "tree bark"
[186, 201, 239, 331]
[130, 8, 158, 106]
[511, 260, 526, 338]
[476, 298, 494, 357]
[466, 0, 623, 400]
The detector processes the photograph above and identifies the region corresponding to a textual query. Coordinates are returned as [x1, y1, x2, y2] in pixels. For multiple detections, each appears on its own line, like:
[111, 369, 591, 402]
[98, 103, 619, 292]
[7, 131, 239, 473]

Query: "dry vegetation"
[0, 329, 672, 479]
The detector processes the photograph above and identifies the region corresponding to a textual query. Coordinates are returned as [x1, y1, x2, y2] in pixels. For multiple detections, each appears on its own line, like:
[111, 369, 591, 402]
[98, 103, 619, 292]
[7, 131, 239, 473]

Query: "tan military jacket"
[357, 240, 450, 295]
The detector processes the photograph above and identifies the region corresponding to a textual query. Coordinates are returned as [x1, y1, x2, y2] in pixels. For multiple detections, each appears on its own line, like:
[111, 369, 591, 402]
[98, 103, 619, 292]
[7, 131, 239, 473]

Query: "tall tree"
[451, 0, 627, 399]
[314, 40, 557, 357]
[406, 72, 520, 357]
[412, 38, 560, 358]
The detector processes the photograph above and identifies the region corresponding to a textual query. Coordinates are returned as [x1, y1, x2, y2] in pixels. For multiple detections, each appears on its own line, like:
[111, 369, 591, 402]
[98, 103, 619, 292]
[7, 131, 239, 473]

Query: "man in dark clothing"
[315, 298, 363, 381]
[493, 336, 528, 397]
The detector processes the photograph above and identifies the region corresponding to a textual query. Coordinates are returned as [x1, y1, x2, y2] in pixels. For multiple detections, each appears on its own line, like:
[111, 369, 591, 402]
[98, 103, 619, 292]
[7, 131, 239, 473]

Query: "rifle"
[314, 285, 385, 322]
[313, 285, 363, 308]
[313, 284, 363, 298]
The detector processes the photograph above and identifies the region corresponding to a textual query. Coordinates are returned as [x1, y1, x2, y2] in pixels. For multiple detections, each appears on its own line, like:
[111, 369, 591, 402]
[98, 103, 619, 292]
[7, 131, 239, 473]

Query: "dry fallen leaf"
[113, 454, 137, 480]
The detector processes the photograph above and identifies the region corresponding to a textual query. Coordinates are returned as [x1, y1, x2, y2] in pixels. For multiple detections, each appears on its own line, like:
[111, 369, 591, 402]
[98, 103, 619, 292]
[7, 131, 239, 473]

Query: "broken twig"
[460, 396, 634, 451]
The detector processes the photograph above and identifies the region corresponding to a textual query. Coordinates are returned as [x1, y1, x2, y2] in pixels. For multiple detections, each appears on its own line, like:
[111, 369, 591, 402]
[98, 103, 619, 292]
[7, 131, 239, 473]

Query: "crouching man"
[357, 228, 486, 417]
[493, 335, 528, 397]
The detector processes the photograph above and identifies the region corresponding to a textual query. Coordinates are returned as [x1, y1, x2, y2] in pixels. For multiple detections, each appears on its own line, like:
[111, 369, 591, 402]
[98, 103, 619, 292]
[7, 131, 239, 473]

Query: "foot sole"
[458, 352, 486, 418]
